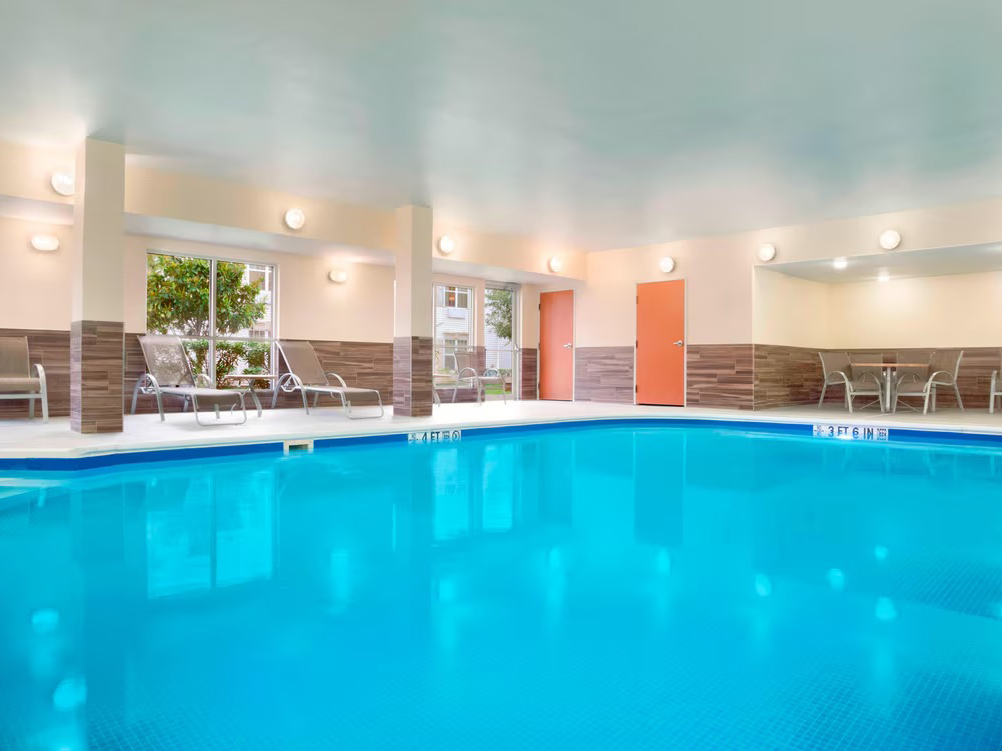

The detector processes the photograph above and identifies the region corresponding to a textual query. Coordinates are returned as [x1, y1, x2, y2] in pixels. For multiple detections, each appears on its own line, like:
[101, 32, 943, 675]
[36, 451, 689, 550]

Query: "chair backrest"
[453, 349, 478, 374]
[894, 352, 932, 383]
[929, 349, 963, 382]
[138, 335, 196, 388]
[277, 341, 329, 386]
[818, 351, 850, 378]
[0, 337, 30, 378]
[848, 354, 883, 383]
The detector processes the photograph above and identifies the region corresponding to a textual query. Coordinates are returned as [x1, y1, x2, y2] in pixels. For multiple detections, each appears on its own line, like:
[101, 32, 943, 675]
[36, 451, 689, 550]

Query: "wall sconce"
[30, 234, 59, 252]
[658, 256, 675, 273]
[284, 208, 306, 230]
[50, 172, 74, 197]
[757, 243, 777, 262]
[437, 235, 456, 255]
[878, 229, 901, 250]
[547, 257, 563, 273]
[328, 269, 348, 284]
[832, 257, 848, 270]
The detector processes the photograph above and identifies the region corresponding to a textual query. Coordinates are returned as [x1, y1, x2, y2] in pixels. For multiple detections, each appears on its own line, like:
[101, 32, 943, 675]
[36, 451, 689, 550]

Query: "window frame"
[145, 249, 280, 386]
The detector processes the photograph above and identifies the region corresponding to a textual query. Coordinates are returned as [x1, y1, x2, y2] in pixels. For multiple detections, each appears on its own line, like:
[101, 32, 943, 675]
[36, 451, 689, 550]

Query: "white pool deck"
[1, 401, 1002, 462]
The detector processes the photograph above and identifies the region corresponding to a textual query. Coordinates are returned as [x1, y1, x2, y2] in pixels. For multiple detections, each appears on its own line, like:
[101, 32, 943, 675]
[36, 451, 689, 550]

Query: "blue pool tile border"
[4, 416, 1002, 471]
[0, 439, 284, 471]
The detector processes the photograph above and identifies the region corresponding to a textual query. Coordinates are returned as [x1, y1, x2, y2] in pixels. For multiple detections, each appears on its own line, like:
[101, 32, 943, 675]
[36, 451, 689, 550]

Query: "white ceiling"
[3, 1, 1002, 250]
[767, 243, 1002, 284]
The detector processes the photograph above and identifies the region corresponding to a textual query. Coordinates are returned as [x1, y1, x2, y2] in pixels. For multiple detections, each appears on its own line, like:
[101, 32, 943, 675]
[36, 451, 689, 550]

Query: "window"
[484, 283, 518, 399]
[146, 252, 276, 385]
[433, 283, 474, 382]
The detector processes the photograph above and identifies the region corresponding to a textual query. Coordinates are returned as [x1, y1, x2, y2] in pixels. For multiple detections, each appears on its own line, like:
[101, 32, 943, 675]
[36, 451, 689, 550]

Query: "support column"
[70, 139, 125, 433]
[393, 205, 434, 417]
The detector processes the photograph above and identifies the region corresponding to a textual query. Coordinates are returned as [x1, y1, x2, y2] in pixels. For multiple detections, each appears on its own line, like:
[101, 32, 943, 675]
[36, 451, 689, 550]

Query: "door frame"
[539, 289, 575, 401]
[633, 279, 687, 407]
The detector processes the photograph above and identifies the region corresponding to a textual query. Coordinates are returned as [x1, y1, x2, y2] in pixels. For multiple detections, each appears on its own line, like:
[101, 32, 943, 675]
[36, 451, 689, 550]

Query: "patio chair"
[817, 351, 882, 413]
[0, 336, 48, 422]
[272, 340, 384, 419]
[893, 349, 964, 414]
[131, 335, 248, 426]
[452, 349, 507, 404]
[992, 359, 1002, 414]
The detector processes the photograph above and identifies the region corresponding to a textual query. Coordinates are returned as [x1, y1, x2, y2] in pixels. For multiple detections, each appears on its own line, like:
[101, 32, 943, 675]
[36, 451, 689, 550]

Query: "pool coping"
[3, 411, 1002, 470]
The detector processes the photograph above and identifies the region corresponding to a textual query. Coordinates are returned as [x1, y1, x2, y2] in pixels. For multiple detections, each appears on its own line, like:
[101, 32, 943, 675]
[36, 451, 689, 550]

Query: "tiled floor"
[1, 400, 1002, 460]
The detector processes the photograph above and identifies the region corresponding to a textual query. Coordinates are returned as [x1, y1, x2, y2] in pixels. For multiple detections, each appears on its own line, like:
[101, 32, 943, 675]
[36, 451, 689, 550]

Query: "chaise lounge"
[131, 335, 248, 426]
[272, 340, 384, 419]
[0, 336, 49, 422]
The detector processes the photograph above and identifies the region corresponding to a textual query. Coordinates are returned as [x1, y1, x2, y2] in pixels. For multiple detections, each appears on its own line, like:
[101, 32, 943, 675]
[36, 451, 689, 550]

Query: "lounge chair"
[451, 349, 507, 404]
[272, 340, 384, 419]
[893, 349, 964, 414]
[818, 351, 882, 413]
[992, 359, 1002, 414]
[0, 336, 48, 422]
[131, 335, 248, 425]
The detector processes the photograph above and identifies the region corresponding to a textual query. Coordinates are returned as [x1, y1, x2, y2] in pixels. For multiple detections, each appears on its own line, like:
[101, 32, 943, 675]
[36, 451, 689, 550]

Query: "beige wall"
[0, 216, 73, 330]
[753, 269, 832, 348]
[126, 166, 397, 253]
[125, 236, 395, 342]
[829, 271, 1002, 349]
[0, 140, 74, 206]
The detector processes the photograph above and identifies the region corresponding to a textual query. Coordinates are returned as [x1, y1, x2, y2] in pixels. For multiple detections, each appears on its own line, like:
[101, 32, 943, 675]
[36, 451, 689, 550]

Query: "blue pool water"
[2, 424, 1002, 750]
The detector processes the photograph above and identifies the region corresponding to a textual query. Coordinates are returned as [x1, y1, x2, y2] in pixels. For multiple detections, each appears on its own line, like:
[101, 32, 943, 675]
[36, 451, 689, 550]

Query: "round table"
[217, 374, 278, 417]
[852, 362, 929, 413]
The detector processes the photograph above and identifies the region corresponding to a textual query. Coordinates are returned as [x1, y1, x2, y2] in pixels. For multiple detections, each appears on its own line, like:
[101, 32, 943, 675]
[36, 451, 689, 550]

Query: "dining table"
[851, 362, 929, 413]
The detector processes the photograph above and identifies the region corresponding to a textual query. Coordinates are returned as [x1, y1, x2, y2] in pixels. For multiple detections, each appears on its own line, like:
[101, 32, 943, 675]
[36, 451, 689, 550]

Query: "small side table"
[217, 374, 278, 418]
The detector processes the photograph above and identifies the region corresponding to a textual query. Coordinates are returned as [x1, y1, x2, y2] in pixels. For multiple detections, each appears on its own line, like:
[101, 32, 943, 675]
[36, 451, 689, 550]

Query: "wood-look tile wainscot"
[574, 347, 635, 404]
[686, 344, 754, 410]
[127, 334, 394, 415]
[393, 336, 434, 417]
[71, 320, 124, 433]
[520, 347, 538, 400]
[0, 328, 71, 418]
[754, 345, 1001, 410]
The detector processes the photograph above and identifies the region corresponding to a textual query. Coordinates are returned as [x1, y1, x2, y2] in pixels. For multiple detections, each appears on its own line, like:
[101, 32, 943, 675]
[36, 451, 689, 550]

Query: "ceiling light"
[437, 235, 456, 255]
[757, 243, 777, 262]
[284, 208, 306, 231]
[328, 269, 348, 284]
[50, 172, 74, 197]
[548, 257, 563, 273]
[877, 270, 890, 283]
[879, 229, 901, 250]
[832, 257, 848, 270]
[30, 234, 59, 252]
[658, 256, 675, 273]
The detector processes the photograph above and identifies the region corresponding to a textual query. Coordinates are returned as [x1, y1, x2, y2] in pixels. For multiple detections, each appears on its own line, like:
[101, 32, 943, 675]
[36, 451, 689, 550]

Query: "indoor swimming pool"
[1, 423, 1001, 750]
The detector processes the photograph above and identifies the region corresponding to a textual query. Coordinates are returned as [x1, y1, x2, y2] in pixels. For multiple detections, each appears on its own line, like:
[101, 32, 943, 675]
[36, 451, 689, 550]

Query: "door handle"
[673, 340, 684, 347]
[563, 343, 572, 349]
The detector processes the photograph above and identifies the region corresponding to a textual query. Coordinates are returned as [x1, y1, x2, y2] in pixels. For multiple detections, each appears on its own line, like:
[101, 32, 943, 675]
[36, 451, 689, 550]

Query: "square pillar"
[70, 139, 125, 433]
[393, 205, 434, 417]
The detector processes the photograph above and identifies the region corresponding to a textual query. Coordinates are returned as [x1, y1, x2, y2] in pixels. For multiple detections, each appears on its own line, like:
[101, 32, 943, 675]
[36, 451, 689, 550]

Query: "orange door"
[636, 280, 685, 405]
[539, 290, 574, 400]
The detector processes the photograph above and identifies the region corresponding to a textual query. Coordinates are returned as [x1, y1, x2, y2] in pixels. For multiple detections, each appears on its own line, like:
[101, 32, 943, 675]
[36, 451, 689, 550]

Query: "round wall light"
[658, 256, 675, 273]
[757, 243, 777, 262]
[50, 172, 74, 197]
[437, 235, 456, 255]
[878, 229, 901, 250]
[328, 269, 348, 284]
[832, 257, 848, 270]
[30, 234, 59, 252]
[284, 208, 306, 231]
[548, 256, 563, 273]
